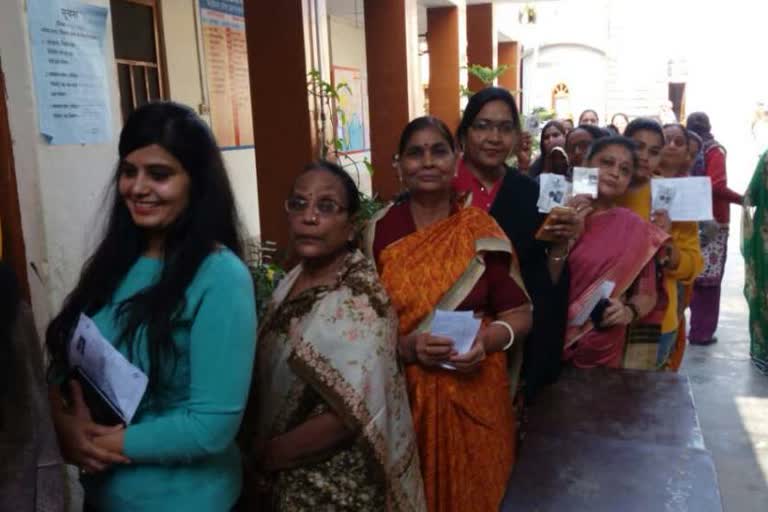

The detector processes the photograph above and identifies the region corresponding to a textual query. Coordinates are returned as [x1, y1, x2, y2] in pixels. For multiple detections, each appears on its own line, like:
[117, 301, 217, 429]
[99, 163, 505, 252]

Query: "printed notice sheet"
[69, 314, 147, 423]
[651, 177, 714, 221]
[430, 310, 481, 371]
[27, 0, 111, 144]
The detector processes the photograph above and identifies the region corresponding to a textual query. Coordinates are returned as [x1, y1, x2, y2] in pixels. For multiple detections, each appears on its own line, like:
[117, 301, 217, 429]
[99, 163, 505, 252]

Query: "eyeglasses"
[284, 196, 346, 217]
[470, 119, 517, 135]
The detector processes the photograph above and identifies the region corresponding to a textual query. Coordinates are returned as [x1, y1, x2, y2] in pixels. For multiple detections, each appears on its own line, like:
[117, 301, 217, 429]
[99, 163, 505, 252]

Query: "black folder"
[64, 366, 125, 426]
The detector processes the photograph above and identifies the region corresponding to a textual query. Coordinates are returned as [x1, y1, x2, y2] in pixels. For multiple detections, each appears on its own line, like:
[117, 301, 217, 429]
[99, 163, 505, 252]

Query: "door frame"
[0, 57, 31, 301]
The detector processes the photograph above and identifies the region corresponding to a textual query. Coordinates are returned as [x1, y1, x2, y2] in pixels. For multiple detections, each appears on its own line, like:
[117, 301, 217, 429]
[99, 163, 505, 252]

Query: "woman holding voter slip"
[618, 119, 703, 369]
[453, 87, 584, 397]
[654, 123, 704, 369]
[45, 102, 257, 511]
[365, 116, 532, 511]
[563, 136, 670, 369]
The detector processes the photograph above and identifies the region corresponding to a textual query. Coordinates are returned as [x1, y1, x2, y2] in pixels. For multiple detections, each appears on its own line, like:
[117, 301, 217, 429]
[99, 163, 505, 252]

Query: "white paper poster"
[27, 0, 112, 145]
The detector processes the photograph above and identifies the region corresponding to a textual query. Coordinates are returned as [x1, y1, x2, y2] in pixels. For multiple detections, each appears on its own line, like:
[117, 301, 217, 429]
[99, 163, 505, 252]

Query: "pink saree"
[564, 208, 669, 368]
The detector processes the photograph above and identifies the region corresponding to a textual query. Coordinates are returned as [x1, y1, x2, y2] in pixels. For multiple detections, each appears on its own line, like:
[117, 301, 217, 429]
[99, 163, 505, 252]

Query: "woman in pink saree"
[564, 137, 670, 369]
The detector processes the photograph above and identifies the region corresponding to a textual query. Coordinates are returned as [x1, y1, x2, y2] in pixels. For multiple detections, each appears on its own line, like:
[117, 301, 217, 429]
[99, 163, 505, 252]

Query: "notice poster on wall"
[199, 0, 253, 148]
[27, 0, 111, 145]
[332, 66, 368, 153]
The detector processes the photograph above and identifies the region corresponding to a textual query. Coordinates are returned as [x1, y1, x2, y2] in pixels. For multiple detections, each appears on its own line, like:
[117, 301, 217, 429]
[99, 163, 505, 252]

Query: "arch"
[551, 82, 571, 116]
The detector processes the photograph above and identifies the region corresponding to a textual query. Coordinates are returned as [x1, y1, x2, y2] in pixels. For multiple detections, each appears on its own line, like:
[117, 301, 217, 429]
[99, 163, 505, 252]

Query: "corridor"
[681, 225, 768, 511]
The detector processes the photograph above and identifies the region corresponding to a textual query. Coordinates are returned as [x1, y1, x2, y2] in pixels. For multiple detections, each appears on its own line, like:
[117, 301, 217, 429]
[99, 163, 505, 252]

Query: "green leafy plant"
[522, 106, 558, 157]
[248, 71, 387, 311]
[306, 69, 384, 224]
[461, 64, 512, 97]
[518, 4, 537, 24]
[244, 239, 285, 317]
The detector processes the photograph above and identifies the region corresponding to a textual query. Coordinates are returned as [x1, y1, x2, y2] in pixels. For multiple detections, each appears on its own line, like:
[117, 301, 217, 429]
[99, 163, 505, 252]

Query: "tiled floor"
[681, 227, 768, 511]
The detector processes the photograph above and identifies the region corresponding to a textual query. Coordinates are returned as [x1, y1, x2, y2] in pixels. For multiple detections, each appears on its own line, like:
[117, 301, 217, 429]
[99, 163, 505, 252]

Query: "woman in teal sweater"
[46, 102, 257, 511]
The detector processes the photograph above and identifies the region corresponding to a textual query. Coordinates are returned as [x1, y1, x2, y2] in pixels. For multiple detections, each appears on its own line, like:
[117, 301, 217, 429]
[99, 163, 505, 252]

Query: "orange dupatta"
[372, 205, 529, 512]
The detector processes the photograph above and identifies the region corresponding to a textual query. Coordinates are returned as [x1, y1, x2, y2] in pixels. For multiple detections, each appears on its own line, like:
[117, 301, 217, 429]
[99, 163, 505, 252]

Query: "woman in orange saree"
[564, 137, 670, 369]
[364, 117, 532, 512]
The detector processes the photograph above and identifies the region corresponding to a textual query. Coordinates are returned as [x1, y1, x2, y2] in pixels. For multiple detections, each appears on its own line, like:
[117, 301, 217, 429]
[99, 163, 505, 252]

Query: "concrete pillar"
[466, 3, 496, 93]
[244, 0, 315, 250]
[363, 0, 418, 201]
[498, 41, 520, 104]
[426, 6, 462, 131]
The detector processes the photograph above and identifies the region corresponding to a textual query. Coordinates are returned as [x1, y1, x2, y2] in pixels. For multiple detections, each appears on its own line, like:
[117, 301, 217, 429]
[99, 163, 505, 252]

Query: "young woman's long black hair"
[45, 102, 243, 400]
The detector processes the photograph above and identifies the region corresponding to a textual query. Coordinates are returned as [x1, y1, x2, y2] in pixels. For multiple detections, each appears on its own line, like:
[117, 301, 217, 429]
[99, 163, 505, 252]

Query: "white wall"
[1, 0, 262, 334]
[522, 44, 608, 121]
[160, 0, 261, 240]
[0, 0, 122, 332]
[328, 15, 373, 196]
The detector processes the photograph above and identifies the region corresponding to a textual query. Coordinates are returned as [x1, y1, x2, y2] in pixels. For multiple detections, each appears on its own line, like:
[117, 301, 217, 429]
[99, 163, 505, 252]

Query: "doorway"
[0, 58, 30, 301]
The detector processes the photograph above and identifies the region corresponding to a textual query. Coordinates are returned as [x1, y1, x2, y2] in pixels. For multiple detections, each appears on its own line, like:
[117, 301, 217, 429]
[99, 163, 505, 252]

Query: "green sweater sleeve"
[123, 253, 257, 463]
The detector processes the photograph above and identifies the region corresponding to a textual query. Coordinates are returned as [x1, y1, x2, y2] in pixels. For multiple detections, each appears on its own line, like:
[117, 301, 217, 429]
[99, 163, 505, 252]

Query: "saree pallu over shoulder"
[371, 205, 529, 335]
[743, 151, 768, 374]
[565, 208, 669, 368]
[250, 250, 425, 512]
[370, 205, 530, 512]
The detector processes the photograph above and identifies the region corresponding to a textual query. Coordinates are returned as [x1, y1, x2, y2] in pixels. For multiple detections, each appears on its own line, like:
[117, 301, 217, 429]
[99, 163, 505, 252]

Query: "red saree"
[564, 208, 669, 368]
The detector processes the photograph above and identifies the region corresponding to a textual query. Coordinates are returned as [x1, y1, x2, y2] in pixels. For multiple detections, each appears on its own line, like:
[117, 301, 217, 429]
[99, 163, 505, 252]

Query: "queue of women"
[2, 91, 765, 511]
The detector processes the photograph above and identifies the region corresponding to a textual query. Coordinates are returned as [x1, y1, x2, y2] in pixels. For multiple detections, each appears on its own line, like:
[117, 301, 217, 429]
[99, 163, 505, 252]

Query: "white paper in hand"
[569, 281, 616, 326]
[69, 314, 148, 423]
[572, 167, 600, 198]
[430, 310, 482, 371]
[538, 173, 573, 213]
[651, 177, 713, 221]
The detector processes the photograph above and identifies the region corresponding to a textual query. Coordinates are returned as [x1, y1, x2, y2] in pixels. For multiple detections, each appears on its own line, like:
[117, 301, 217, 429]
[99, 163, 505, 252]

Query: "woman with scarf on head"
[527, 120, 568, 179]
[686, 112, 744, 346]
[742, 151, 768, 374]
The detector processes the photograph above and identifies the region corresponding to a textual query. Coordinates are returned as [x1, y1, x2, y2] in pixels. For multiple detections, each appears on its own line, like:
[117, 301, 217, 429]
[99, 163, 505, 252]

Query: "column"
[498, 41, 519, 92]
[466, 3, 496, 93]
[363, 0, 417, 201]
[427, 6, 462, 131]
[244, 0, 314, 250]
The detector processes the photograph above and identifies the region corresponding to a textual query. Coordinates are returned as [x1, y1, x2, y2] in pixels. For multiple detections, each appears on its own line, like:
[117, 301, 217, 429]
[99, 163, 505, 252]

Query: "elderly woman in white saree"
[240, 162, 424, 512]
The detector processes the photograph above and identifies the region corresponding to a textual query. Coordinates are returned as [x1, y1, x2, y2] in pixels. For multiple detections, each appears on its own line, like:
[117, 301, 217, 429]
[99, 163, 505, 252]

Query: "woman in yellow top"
[618, 118, 703, 369]
[658, 123, 705, 368]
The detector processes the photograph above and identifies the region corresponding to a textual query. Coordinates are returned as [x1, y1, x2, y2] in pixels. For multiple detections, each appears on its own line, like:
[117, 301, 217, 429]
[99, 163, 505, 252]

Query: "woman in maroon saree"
[564, 137, 669, 369]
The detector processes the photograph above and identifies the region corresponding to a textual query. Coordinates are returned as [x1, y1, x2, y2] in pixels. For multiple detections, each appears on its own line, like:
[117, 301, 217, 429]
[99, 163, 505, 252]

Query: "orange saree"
[369, 204, 530, 512]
